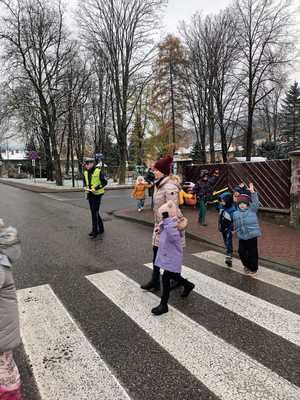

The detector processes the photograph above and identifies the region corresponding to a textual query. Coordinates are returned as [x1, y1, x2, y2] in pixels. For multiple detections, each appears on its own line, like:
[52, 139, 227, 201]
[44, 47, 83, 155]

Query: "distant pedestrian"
[233, 183, 261, 275]
[132, 176, 152, 212]
[151, 201, 195, 316]
[0, 219, 22, 400]
[141, 155, 186, 292]
[83, 157, 107, 239]
[218, 192, 235, 267]
[144, 166, 155, 209]
[193, 170, 212, 226]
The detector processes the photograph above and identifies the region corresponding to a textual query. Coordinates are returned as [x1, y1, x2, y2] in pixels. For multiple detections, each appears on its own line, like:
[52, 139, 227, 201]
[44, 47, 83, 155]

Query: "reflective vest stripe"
[84, 168, 105, 195]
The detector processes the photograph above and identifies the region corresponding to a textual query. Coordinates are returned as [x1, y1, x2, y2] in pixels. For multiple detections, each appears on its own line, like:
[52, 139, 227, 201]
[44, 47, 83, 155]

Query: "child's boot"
[181, 281, 195, 298]
[151, 302, 168, 315]
[225, 256, 232, 267]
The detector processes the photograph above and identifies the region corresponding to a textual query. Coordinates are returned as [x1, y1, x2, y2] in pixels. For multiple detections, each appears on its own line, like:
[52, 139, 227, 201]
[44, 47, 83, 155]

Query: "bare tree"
[79, 0, 166, 183]
[0, 0, 75, 185]
[212, 10, 245, 162]
[180, 14, 217, 163]
[233, 0, 296, 160]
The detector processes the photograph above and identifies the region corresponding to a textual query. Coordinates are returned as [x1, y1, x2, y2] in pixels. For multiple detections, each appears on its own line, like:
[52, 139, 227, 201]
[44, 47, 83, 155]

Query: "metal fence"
[183, 159, 291, 210]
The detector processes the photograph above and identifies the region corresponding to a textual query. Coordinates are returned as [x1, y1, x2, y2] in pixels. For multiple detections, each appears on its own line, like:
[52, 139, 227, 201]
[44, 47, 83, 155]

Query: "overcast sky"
[162, 0, 230, 33]
[68, 0, 300, 82]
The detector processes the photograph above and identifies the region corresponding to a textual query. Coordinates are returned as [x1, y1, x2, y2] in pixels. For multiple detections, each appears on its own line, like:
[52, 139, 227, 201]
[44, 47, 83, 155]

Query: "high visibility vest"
[83, 168, 105, 195]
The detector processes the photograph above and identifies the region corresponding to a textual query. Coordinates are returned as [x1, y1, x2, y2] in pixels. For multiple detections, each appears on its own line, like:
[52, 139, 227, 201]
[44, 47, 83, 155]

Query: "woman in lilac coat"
[151, 202, 195, 316]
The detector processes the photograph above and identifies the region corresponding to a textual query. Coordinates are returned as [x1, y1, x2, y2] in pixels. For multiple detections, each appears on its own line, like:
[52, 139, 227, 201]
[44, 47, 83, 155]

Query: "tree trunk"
[65, 131, 71, 175]
[208, 94, 215, 163]
[118, 136, 127, 184]
[246, 107, 253, 161]
[43, 133, 54, 181]
[220, 125, 228, 163]
[49, 125, 63, 186]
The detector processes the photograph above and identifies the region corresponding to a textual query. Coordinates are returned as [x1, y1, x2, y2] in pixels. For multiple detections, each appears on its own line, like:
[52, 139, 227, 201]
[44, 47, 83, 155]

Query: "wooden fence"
[183, 159, 291, 210]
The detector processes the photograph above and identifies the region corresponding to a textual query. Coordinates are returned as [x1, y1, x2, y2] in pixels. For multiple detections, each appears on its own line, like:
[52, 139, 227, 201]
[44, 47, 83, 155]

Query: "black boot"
[181, 281, 195, 298]
[141, 280, 160, 291]
[151, 303, 168, 315]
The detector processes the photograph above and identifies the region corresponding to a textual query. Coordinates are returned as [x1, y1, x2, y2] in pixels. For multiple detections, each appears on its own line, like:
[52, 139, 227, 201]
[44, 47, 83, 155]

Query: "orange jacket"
[132, 183, 152, 200]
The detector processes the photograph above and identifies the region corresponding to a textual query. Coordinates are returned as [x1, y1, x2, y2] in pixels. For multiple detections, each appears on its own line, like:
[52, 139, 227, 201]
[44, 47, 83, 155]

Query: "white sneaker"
[138, 208, 141, 212]
[244, 267, 257, 276]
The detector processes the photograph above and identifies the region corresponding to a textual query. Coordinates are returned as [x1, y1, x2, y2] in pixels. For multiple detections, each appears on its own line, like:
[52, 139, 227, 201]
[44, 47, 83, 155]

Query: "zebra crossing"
[17, 250, 300, 400]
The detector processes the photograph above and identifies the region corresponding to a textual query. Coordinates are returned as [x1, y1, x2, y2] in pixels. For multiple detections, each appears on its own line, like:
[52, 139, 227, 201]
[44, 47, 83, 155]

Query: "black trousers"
[88, 194, 104, 234]
[238, 237, 258, 272]
[161, 270, 187, 304]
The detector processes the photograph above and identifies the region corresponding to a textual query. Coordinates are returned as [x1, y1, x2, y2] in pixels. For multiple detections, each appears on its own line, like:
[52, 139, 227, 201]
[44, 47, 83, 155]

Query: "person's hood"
[220, 192, 233, 208]
[0, 220, 19, 248]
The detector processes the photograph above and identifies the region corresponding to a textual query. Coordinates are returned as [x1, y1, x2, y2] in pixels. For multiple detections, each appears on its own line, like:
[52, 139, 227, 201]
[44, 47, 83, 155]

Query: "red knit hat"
[154, 155, 173, 176]
[237, 194, 250, 205]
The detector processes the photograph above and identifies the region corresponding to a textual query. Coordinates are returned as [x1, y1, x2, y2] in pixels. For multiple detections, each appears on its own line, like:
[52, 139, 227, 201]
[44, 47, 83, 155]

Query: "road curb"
[113, 211, 299, 273]
[0, 179, 133, 193]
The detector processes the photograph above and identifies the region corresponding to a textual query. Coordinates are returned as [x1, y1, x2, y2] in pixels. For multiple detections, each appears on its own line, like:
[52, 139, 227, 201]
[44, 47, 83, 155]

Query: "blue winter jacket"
[233, 192, 262, 240]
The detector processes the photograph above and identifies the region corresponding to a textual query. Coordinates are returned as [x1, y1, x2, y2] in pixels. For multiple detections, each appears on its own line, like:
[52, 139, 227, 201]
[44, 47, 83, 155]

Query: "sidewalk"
[115, 207, 300, 269]
[0, 178, 133, 193]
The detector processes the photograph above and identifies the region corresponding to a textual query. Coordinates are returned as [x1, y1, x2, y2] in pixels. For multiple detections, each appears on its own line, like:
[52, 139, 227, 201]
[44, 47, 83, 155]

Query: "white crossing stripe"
[144, 263, 300, 346]
[17, 285, 131, 400]
[87, 270, 300, 400]
[193, 250, 300, 296]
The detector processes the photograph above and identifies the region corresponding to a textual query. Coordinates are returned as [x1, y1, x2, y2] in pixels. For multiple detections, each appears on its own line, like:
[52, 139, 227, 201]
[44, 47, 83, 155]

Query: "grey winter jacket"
[0, 265, 21, 352]
[0, 220, 21, 352]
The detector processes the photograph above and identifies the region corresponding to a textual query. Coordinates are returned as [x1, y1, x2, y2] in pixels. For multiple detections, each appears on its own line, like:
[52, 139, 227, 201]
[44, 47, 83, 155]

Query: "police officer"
[83, 156, 107, 239]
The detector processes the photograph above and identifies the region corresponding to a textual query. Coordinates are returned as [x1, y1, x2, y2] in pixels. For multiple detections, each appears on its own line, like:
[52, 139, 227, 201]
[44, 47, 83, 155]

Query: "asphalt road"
[0, 183, 299, 400]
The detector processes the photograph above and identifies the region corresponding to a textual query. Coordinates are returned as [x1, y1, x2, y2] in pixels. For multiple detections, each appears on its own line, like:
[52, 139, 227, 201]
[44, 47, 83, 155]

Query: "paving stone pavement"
[115, 206, 300, 269]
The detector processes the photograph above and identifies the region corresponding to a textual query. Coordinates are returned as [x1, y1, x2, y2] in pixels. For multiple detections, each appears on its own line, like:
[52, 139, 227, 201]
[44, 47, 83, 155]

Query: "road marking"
[144, 263, 300, 346]
[17, 285, 131, 400]
[193, 250, 300, 296]
[40, 193, 83, 201]
[87, 270, 300, 400]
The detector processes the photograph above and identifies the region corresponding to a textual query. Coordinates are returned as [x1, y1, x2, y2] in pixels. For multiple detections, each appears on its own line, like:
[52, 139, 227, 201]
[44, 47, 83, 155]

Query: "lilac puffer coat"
[155, 218, 183, 274]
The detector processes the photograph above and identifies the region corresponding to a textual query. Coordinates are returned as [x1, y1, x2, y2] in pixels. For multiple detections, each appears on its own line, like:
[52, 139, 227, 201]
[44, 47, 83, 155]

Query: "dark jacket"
[193, 179, 212, 200]
[144, 169, 155, 196]
[218, 193, 235, 233]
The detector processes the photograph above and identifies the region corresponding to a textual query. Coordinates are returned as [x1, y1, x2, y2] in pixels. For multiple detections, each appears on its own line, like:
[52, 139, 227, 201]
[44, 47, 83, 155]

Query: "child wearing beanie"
[233, 183, 261, 274]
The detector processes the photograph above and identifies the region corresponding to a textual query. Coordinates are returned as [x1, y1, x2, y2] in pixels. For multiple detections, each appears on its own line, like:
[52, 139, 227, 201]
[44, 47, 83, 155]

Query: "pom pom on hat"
[154, 155, 173, 176]
[158, 200, 178, 218]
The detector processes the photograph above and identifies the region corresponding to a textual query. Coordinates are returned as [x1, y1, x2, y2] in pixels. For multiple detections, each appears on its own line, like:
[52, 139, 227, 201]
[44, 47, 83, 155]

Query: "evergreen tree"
[257, 140, 287, 160]
[191, 141, 205, 164]
[281, 82, 300, 150]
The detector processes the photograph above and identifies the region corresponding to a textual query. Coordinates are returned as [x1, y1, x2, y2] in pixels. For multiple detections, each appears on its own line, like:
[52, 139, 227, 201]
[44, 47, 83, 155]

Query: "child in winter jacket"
[233, 183, 261, 274]
[218, 192, 235, 267]
[151, 201, 194, 316]
[0, 219, 22, 400]
[132, 176, 152, 212]
[170, 175, 195, 208]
